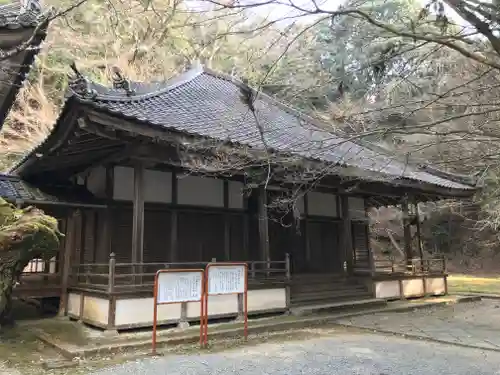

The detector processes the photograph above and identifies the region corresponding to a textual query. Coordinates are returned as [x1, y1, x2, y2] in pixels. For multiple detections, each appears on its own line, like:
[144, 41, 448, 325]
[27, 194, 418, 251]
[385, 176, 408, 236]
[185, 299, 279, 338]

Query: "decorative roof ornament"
[67, 62, 98, 100]
[0, 14, 7, 27]
[0, 0, 47, 28]
[111, 66, 135, 96]
[17, 0, 43, 26]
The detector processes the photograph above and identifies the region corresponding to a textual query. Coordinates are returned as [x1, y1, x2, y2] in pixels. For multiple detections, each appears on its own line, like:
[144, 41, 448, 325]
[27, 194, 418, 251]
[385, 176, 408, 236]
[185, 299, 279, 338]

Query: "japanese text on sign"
[207, 265, 245, 295]
[157, 271, 203, 304]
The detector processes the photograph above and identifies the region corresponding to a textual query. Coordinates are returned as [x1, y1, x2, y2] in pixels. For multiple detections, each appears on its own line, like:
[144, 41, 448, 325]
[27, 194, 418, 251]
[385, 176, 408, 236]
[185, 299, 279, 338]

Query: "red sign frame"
[152, 268, 205, 355]
[201, 262, 248, 347]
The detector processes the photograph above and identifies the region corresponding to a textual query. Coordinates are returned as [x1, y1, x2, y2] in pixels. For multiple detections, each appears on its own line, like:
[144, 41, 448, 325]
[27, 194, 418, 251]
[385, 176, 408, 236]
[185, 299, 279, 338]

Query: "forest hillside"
[3, 0, 500, 272]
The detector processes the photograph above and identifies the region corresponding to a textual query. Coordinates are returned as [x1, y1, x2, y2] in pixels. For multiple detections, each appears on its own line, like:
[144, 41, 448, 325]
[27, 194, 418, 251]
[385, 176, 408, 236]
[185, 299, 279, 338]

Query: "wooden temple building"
[0, 0, 478, 331]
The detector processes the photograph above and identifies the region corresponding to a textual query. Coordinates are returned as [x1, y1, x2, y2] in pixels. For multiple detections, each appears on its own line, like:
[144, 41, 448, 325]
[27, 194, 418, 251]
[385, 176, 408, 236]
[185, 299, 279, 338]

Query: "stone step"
[291, 289, 372, 304]
[291, 274, 347, 282]
[291, 283, 367, 293]
[291, 298, 386, 316]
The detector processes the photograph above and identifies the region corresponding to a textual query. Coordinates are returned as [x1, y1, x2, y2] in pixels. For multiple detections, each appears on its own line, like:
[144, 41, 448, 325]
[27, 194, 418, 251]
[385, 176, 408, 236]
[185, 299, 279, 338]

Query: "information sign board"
[157, 271, 203, 304]
[207, 264, 246, 295]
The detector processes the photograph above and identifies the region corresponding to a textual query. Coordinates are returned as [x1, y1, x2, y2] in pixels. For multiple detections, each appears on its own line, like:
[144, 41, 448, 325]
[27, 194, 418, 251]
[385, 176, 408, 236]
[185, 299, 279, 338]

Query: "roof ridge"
[69, 63, 204, 102]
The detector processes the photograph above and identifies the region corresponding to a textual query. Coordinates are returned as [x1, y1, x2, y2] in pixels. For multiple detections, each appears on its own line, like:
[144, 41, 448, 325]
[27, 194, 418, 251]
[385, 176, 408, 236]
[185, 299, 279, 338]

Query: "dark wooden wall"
[72, 190, 371, 277]
[102, 206, 246, 264]
[307, 219, 342, 273]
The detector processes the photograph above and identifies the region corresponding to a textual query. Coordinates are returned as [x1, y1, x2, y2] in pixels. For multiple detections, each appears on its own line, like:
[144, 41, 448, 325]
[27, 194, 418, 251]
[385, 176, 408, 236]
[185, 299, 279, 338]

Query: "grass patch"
[448, 274, 500, 294]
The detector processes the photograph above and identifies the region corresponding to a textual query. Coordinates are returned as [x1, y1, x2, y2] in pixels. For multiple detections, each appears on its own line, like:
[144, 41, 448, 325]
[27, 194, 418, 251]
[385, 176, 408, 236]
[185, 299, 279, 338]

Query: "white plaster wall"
[144, 169, 172, 203]
[307, 192, 338, 217]
[115, 298, 182, 326]
[82, 295, 109, 325]
[425, 277, 446, 295]
[178, 175, 224, 207]
[228, 180, 244, 209]
[23, 258, 44, 273]
[187, 294, 238, 318]
[113, 166, 134, 201]
[113, 166, 172, 203]
[248, 289, 287, 311]
[348, 197, 366, 219]
[375, 281, 400, 299]
[49, 257, 56, 273]
[86, 166, 106, 198]
[402, 278, 425, 297]
[68, 293, 81, 317]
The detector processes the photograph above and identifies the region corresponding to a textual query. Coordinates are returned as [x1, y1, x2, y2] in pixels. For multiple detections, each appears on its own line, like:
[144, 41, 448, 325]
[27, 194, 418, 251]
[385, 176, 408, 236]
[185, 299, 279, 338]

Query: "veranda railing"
[71, 254, 291, 294]
[372, 256, 446, 275]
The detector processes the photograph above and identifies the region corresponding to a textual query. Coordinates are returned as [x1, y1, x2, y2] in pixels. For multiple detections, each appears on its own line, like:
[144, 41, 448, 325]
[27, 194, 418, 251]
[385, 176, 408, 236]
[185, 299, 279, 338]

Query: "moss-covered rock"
[0, 198, 63, 326]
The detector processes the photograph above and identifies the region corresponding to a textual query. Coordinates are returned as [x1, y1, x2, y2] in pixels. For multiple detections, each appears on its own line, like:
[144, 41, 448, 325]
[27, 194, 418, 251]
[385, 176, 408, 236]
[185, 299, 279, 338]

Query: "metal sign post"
[201, 262, 248, 347]
[152, 269, 205, 355]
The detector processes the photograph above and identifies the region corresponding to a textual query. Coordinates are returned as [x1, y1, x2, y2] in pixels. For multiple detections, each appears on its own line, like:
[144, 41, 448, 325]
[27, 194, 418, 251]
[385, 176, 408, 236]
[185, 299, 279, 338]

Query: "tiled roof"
[0, 0, 48, 129]
[0, 173, 60, 202]
[0, 173, 106, 207]
[14, 63, 476, 194]
[65, 64, 475, 192]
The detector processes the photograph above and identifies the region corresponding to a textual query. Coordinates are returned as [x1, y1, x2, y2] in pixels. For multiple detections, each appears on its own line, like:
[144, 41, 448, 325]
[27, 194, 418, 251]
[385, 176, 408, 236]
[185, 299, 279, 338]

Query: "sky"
[186, 0, 468, 31]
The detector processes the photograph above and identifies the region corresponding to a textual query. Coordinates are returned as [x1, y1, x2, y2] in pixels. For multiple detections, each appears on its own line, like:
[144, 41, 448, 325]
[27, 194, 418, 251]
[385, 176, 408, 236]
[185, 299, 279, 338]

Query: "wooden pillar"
[303, 193, 311, 267]
[340, 195, 353, 274]
[131, 164, 145, 281]
[170, 171, 178, 263]
[243, 212, 249, 261]
[223, 180, 231, 260]
[107, 253, 117, 330]
[364, 200, 376, 275]
[73, 210, 83, 269]
[102, 166, 114, 259]
[413, 199, 423, 260]
[258, 186, 270, 264]
[58, 210, 76, 316]
[83, 211, 96, 263]
[401, 196, 413, 263]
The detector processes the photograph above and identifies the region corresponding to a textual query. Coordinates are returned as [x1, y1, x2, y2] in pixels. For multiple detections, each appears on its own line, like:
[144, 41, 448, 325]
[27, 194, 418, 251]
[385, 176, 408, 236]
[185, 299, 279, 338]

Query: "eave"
[11, 100, 478, 203]
[0, 0, 49, 130]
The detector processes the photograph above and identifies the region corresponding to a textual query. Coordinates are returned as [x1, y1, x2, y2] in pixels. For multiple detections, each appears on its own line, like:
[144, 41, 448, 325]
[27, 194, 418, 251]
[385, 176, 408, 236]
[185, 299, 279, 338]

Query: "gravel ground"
[89, 332, 500, 375]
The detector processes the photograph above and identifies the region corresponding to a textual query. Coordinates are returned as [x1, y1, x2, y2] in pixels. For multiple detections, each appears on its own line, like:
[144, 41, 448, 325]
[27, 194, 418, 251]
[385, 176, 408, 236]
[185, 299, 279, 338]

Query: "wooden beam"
[258, 186, 270, 264]
[131, 164, 145, 266]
